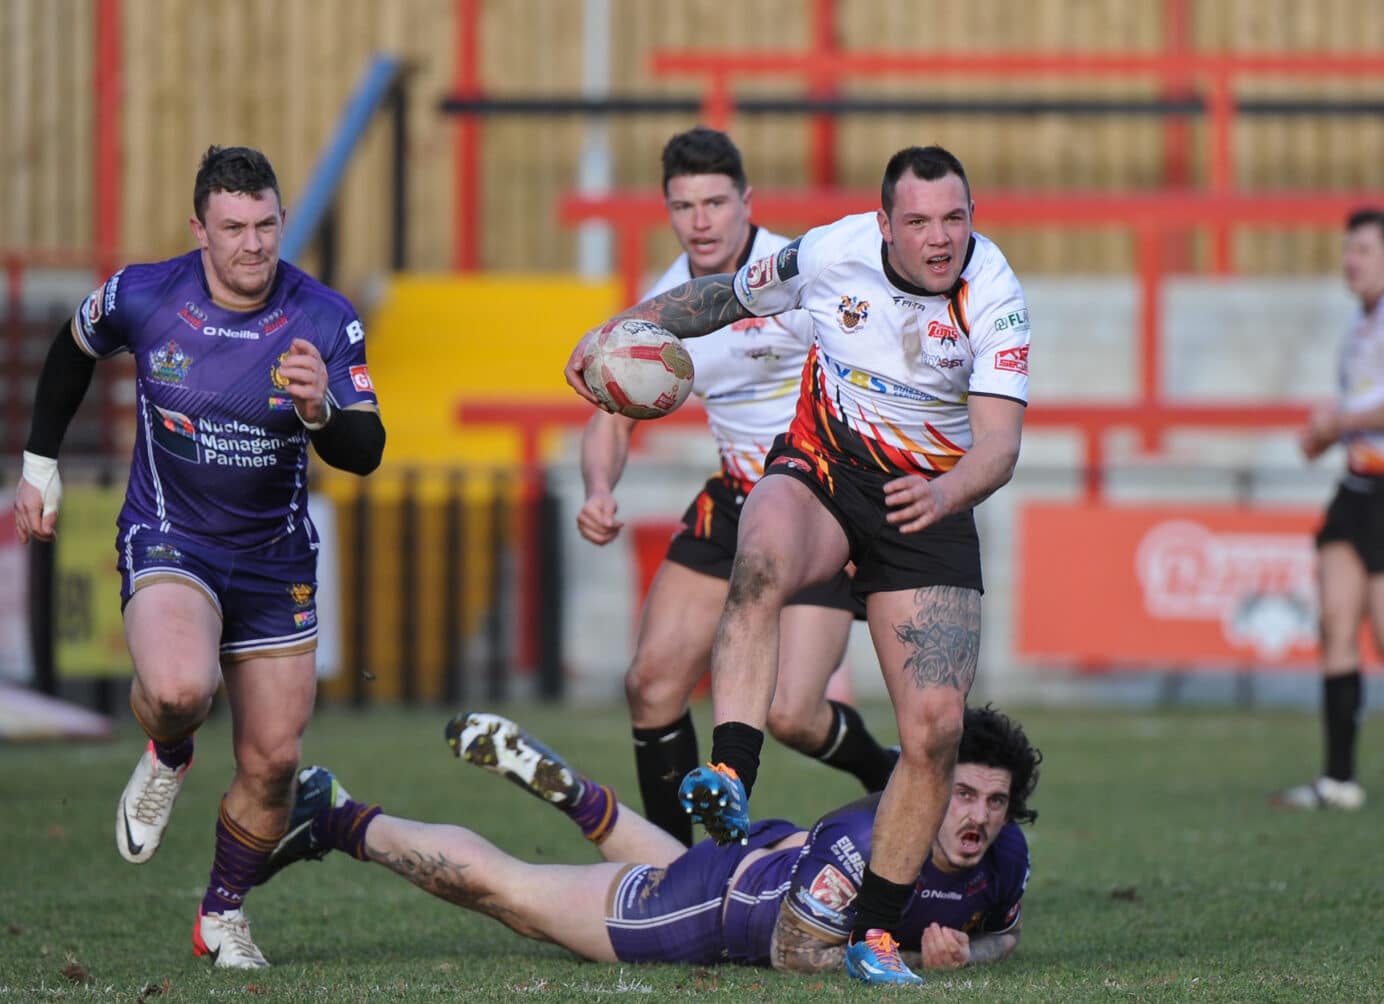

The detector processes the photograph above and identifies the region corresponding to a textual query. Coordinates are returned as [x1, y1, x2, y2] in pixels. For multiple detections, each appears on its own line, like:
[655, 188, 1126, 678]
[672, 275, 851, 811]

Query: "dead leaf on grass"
[60, 959, 91, 984]
[1111, 885, 1138, 901]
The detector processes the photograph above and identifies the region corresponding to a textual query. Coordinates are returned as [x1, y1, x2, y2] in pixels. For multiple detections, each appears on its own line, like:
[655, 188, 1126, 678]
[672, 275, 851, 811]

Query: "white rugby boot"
[116, 741, 191, 863]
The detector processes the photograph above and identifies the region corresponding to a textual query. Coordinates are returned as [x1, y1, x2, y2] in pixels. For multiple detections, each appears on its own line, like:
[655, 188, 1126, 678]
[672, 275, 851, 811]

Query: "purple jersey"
[721, 795, 1029, 965]
[72, 252, 378, 549]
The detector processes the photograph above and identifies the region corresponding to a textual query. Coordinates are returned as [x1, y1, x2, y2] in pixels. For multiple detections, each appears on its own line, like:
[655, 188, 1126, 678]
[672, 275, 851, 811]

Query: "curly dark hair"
[957, 704, 1042, 825]
[193, 145, 281, 223]
[661, 127, 747, 195]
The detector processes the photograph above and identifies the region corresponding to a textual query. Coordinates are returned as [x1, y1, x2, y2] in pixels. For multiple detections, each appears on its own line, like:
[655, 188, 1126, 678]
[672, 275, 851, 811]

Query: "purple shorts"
[116, 520, 320, 662]
[605, 819, 800, 965]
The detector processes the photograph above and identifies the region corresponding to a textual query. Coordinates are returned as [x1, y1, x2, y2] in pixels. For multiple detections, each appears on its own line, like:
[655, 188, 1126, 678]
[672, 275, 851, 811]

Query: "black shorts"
[1316, 478, 1384, 573]
[762, 435, 983, 597]
[664, 471, 863, 614]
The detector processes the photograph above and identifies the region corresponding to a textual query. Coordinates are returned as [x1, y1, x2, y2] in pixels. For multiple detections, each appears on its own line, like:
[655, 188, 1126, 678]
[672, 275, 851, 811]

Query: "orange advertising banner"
[1017, 503, 1354, 670]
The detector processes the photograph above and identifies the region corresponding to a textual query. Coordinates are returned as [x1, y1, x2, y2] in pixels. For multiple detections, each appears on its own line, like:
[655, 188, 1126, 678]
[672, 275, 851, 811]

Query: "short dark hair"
[193, 145, 282, 223]
[1347, 206, 1384, 241]
[957, 704, 1042, 825]
[881, 145, 971, 216]
[661, 127, 747, 195]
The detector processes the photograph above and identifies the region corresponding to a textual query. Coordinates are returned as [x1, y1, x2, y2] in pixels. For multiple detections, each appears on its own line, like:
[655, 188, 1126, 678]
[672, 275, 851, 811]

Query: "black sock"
[632, 712, 699, 846]
[811, 701, 897, 793]
[850, 866, 915, 942]
[709, 721, 764, 797]
[1324, 671, 1363, 782]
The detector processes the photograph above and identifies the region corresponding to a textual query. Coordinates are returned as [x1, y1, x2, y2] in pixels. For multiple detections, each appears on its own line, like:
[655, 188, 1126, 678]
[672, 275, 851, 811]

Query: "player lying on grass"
[263, 705, 1040, 975]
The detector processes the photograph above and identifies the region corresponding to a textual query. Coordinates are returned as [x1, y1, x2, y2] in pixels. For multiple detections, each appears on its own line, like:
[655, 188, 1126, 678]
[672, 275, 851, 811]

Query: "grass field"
[4, 700, 1382, 1001]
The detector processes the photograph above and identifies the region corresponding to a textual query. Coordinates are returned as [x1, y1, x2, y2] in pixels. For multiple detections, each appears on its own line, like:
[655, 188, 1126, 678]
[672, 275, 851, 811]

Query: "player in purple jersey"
[578, 128, 896, 845]
[12, 146, 385, 968]
[262, 705, 1039, 975]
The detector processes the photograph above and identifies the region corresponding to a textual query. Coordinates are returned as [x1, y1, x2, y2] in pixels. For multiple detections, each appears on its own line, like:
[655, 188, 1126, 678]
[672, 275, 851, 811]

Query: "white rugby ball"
[582, 318, 695, 419]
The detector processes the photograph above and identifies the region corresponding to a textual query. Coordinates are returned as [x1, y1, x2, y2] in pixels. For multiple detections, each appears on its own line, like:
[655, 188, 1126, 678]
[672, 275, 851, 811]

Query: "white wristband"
[21, 450, 63, 518]
[298, 397, 334, 432]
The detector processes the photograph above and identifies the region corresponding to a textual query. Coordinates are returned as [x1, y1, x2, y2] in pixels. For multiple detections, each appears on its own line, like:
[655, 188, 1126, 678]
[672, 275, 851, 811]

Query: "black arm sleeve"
[308, 407, 385, 476]
[25, 323, 98, 457]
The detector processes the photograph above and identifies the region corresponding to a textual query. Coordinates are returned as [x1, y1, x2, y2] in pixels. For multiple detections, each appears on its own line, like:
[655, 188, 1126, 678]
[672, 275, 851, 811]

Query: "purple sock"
[311, 799, 383, 860]
[201, 802, 276, 915]
[567, 780, 618, 844]
[153, 736, 194, 771]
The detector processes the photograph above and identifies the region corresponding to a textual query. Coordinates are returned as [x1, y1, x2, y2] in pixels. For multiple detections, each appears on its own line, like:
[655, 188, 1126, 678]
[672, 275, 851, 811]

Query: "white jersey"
[1338, 300, 1384, 476]
[646, 226, 813, 485]
[732, 213, 1029, 477]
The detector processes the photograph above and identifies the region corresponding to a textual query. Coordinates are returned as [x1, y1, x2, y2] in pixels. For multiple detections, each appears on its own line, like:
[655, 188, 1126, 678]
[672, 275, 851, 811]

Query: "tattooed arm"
[768, 902, 848, 973]
[622, 275, 754, 339]
[565, 275, 753, 405]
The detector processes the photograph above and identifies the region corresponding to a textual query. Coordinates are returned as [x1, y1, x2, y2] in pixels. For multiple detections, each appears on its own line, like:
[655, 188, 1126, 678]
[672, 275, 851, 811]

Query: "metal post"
[399, 468, 419, 703]
[535, 471, 563, 700]
[486, 471, 509, 702]
[390, 77, 409, 271]
[442, 468, 467, 704]
[350, 485, 372, 708]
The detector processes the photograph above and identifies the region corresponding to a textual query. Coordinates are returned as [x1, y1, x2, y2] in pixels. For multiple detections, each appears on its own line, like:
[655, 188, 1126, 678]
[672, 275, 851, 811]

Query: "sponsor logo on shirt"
[151, 405, 200, 462]
[829, 834, 866, 881]
[178, 301, 207, 330]
[743, 253, 779, 292]
[203, 326, 260, 340]
[350, 365, 375, 392]
[260, 309, 288, 335]
[915, 888, 965, 901]
[808, 864, 857, 913]
[836, 296, 870, 332]
[994, 345, 1028, 375]
[293, 609, 317, 629]
[103, 269, 123, 314]
[828, 360, 941, 401]
[729, 317, 768, 332]
[268, 396, 295, 410]
[149, 342, 192, 385]
[927, 320, 959, 346]
[993, 308, 1030, 332]
[774, 239, 801, 281]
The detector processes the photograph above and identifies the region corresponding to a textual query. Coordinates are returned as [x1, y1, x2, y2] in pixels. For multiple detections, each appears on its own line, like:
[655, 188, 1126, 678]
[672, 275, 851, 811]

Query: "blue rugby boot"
[446, 712, 582, 807]
[260, 765, 350, 882]
[678, 763, 750, 845]
[845, 930, 924, 986]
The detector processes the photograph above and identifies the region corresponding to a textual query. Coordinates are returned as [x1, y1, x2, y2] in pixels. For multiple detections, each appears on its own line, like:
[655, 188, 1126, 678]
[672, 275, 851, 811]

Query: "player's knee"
[897, 698, 964, 769]
[726, 550, 787, 611]
[624, 658, 689, 725]
[766, 693, 816, 750]
[148, 686, 214, 727]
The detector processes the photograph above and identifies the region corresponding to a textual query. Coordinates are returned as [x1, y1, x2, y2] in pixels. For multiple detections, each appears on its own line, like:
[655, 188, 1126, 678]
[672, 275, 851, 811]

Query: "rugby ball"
[582, 318, 695, 419]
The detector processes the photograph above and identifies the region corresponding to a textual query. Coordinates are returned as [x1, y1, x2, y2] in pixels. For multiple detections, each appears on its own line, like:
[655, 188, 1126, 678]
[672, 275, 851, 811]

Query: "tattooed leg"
[863, 586, 981, 885]
[363, 814, 625, 962]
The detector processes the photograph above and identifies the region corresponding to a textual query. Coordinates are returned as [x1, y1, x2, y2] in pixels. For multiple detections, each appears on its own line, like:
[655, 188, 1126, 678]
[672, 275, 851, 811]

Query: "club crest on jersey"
[836, 296, 870, 332]
[149, 341, 192, 384]
[271, 351, 292, 390]
[144, 543, 184, 564]
[288, 583, 314, 608]
[808, 864, 857, 913]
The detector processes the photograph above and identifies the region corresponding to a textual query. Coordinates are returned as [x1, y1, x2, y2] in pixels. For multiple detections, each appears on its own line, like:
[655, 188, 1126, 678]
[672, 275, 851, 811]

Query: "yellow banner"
[55, 486, 130, 678]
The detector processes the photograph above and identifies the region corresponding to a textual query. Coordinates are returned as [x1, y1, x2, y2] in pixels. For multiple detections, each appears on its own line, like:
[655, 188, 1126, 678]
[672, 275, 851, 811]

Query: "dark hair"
[193, 145, 282, 223]
[881, 145, 971, 215]
[956, 704, 1042, 825]
[1347, 206, 1384, 240]
[661, 127, 747, 195]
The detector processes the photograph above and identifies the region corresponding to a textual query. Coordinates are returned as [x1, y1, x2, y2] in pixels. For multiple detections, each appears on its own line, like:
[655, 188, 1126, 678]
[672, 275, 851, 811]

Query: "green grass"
[3, 702, 1382, 1001]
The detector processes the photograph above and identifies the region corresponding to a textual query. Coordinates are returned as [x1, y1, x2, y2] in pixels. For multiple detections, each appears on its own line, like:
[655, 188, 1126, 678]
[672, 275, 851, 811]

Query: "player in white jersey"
[1274, 207, 1384, 812]
[566, 145, 1029, 986]
[577, 128, 896, 846]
